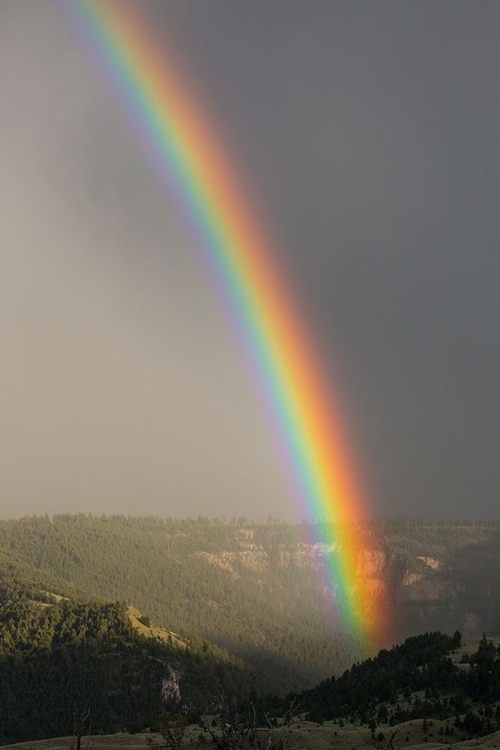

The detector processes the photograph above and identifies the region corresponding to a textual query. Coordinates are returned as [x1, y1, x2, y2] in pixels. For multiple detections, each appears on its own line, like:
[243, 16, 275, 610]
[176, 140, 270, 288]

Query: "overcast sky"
[1, 1, 499, 521]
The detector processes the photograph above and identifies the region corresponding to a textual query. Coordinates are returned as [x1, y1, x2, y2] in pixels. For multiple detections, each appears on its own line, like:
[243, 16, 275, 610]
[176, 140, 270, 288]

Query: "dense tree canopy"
[0, 576, 268, 744]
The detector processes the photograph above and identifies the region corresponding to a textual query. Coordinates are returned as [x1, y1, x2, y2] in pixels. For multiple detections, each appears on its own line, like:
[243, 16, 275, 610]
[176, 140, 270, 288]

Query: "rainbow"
[67, 0, 384, 648]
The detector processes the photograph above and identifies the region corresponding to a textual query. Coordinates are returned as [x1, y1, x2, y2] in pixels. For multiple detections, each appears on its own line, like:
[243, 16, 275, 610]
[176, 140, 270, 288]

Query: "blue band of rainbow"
[67, 0, 385, 649]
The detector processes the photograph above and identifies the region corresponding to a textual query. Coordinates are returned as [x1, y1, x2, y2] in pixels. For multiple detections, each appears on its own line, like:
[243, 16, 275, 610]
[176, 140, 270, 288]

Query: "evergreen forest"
[0, 515, 500, 746]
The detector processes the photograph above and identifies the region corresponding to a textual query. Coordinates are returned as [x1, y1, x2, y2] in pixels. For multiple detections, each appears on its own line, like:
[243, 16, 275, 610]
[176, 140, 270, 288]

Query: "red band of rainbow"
[68, 0, 385, 649]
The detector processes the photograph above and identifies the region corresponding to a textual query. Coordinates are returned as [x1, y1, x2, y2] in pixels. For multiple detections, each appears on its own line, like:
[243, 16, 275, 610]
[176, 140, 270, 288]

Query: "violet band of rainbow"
[67, 0, 384, 649]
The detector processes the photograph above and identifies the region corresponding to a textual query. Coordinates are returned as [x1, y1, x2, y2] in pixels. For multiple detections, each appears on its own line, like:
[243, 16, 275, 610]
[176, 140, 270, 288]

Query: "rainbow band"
[68, 0, 381, 647]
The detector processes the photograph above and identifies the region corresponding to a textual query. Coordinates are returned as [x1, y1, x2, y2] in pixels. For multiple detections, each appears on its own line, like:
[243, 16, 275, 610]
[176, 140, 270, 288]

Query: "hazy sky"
[1, 1, 499, 521]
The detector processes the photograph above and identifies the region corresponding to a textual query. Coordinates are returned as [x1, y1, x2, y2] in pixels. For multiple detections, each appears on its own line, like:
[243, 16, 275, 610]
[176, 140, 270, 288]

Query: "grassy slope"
[3, 726, 500, 750]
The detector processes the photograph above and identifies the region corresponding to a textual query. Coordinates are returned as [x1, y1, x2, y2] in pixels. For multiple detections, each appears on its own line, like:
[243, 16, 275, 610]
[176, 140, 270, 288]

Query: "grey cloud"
[1, 1, 499, 519]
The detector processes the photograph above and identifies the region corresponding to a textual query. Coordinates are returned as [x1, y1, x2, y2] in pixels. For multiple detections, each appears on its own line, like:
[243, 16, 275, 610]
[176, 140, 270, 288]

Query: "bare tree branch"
[202, 697, 301, 750]
[68, 707, 94, 750]
[368, 725, 406, 750]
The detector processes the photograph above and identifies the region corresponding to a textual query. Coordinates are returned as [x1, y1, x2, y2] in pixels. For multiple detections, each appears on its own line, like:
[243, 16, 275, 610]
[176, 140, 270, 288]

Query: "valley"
[0, 516, 499, 747]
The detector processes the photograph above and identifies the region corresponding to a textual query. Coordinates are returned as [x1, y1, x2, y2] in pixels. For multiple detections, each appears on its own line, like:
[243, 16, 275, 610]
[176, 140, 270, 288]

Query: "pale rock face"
[357, 549, 387, 576]
[417, 556, 441, 570]
[193, 530, 497, 641]
[161, 665, 182, 703]
[402, 571, 424, 587]
[354, 549, 388, 602]
[195, 548, 268, 574]
[196, 539, 392, 607]
[195, 550, 239, 576]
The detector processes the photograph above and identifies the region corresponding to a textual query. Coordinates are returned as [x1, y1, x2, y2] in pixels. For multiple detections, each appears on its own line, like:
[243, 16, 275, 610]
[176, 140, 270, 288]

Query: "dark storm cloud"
[1, 1, 499, 519]
[160, 1, 500, 519]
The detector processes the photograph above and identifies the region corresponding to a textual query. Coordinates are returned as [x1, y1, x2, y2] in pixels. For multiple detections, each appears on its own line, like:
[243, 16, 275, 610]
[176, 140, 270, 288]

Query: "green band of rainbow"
[68, 0, 384, 647]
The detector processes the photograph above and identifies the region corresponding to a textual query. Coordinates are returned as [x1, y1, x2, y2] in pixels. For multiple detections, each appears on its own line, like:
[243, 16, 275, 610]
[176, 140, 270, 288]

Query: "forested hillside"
[296, 631, 500, 739]
[0, 515, 499, 694]
[3, 571, 500, 749]
[0, 575, 267, 745]
[0, 515, 372, 689]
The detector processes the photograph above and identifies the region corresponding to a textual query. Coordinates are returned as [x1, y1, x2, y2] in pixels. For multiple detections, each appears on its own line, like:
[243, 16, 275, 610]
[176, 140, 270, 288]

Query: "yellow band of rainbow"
[68, 0, 386, 649]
